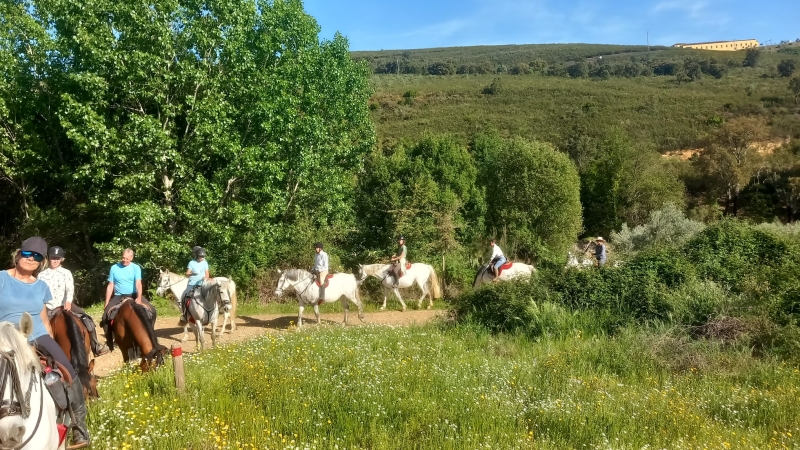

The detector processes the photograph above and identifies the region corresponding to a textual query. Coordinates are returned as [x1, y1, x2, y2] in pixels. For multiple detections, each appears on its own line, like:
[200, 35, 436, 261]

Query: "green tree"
[0, 0, 374, 287]
[580, 130, 685, 236]
[474, 134, 582, 263]
[777, 59, 797, 77]
[743, 48, 761, 68]
[354, 136, 485, 258]
[695, 117, 769, 216]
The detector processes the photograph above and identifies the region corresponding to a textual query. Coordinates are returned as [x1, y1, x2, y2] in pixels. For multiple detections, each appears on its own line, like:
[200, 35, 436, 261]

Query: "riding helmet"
[314, 242, 323, 249]
[48, 246, 66, 259]
[194, 247, 207, 257]
[398, 235, 405, 241]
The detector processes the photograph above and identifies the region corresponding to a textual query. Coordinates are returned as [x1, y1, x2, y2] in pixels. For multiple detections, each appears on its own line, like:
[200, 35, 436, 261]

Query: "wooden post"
[172, 345, 185, 394]
[442, 254, 446, 293]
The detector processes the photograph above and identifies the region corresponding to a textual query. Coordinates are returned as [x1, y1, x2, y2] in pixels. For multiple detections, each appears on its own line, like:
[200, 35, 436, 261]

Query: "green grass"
[89, 323, 800, 449]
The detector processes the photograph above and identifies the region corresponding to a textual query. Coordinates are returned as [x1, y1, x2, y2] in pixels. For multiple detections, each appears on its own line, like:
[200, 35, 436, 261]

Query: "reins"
[0, 350, 44, 449]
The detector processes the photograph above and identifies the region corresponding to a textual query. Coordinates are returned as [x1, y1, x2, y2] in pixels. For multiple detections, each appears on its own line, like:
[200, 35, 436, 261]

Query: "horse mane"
[285, 269, 309, 282]
[0, 322, 40, 375]
[62, 311, 92, 391]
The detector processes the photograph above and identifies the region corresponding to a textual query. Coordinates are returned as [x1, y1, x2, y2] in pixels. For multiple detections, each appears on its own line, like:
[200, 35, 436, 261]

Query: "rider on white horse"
[311, 242, 329, 303]
[389, 236, 407, 288]
[489, 239, 507, 281]
[178, 246, 210, 327]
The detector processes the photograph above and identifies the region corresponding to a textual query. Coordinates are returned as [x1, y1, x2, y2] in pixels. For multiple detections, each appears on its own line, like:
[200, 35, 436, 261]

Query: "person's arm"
[186, 268, 194, 277]
[64, 271, 74, 311]
[41, 306, 53, 337]
[135, 279, 143, 304]
[204, 269, 210, 281]
[105, 282, 114, 307]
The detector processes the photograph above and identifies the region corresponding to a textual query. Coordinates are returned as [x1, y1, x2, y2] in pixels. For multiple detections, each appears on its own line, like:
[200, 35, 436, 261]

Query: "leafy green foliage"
[743, 48, 762, 68]
[777, 59, 797, 77]
[611, 204, 706, 256]
[0, 0, 374, 294]
[474, 134, 582, 263]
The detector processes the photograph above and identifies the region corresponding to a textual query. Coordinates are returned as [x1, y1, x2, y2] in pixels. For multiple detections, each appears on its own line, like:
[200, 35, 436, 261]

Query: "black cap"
[194, 247, 207, 257]
[314, 242, 323, 249]
[48, 246, 65, 258]
[398, 235, 405, 241]
[21, 237, 48, 257]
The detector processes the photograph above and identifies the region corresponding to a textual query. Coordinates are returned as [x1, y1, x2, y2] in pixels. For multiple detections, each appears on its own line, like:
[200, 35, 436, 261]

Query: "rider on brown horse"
[39, 246, 110, 356]
[101, 248, 157, 334]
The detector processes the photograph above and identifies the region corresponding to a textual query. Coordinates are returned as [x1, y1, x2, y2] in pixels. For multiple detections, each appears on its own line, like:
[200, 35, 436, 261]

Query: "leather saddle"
[494, 261, 514, 277]
[315, 274, 335, 288]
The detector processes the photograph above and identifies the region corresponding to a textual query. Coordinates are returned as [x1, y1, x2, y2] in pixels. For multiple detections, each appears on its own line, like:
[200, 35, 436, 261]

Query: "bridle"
[276, 274, 316, 298]
[0, 350, 43, 449]
[158, 273, 187, 294]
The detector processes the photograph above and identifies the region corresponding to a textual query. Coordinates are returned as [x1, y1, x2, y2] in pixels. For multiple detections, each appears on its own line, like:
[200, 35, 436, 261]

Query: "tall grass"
[89, 323, 800, 449]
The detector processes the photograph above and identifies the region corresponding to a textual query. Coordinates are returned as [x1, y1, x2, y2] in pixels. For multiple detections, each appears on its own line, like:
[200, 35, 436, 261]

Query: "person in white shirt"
[489, 239, 507, 280]
[312, 242, 329, 302]
[38, 246, 110, 356]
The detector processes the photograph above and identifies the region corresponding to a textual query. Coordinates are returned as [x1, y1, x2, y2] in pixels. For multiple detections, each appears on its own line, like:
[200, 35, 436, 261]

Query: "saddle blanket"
[315, 273, 335, 288]
[496, 261, 514, 276]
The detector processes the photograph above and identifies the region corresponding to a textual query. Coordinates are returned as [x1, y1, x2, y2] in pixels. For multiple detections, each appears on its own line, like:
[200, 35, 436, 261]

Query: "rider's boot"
[177, 298, 188, 326]
[81, 314, 110, 356]
[67, 379, 90, 450]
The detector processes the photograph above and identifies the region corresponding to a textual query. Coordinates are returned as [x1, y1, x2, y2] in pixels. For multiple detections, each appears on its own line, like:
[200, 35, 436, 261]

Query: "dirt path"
[94, 309, 441, 377]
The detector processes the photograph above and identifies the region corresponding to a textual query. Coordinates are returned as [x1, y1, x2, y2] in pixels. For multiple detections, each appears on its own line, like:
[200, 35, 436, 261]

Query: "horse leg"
[298, 304, 304, 328]
[181, 323, 190, 342]
[218, 311, 229, 335]
[393, 287, 407, 312]
[380, 284, 389, 311]
[342, 298, 349, 326]
[417, 278, 427, 309]
[195, 322, 204, 352]
[210, 317, 218, 348]
[314, 302, 321, 325]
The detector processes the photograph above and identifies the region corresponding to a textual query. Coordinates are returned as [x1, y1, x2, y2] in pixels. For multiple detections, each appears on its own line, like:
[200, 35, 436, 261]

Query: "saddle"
[315, 273, 335, 288]
[494, 261, 514, 277]
[37, 355, 71, 447]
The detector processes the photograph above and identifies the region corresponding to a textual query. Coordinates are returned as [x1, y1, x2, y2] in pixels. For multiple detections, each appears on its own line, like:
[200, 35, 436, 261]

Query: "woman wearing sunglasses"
[0, 237, 91, 449]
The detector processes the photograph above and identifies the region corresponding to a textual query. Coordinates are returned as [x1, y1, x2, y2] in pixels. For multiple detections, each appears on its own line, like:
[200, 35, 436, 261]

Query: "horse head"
[0, 314, 44, 448]
[356, 264, 367, 284]
[155, 270, 171, 297]
[274, 271, 288, 298]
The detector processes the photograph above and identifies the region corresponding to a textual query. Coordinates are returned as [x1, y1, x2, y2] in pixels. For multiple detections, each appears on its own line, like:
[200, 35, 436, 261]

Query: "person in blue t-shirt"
[101, 248, 157, 330]
[0, 237, 91, 448]
[178, 246, 210, 326]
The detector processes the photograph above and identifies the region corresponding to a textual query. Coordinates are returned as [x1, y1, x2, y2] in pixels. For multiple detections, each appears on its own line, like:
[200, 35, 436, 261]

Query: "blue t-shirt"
[187, 259, 209, 286]
[108, 262, 142, 295]
[0, 271, 51, 342]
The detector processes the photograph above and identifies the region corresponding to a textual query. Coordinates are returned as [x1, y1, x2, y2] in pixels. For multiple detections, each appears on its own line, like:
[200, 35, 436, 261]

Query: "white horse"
[274, 269, 365, 327]
[472, 262, 536, 288]
[157, 270, 238, 338]
[357, 263, 442, 311]
[0, 313, 60, 450]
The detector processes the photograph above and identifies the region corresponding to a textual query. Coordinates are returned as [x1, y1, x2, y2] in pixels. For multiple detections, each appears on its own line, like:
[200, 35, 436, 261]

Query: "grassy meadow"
[368, 67, 797, 153]
[88, 322, 800, 450]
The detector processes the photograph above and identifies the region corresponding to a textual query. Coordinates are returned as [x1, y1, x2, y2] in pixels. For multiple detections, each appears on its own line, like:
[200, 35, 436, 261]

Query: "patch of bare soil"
[93, 309, 440, 377]
[662, 139, 790, 160]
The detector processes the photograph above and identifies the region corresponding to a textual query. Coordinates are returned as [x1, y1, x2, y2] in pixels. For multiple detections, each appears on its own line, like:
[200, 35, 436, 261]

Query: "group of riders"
[0, 233, 609, 449]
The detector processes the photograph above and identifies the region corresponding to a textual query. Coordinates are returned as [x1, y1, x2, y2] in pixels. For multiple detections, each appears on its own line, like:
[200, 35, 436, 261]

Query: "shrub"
[452, 281, 538, 334]
[611, 204, 705, 256]
[664, 279, 730, 326]
[482, 78, 503, 95]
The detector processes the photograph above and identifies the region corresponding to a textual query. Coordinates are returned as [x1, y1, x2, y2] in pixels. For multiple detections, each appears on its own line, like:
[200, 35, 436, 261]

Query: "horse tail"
[429, 266, 442, 299]
[472, 265, 486, 289]
[63, 311, 92, 394]
[228, 279, 238, 331]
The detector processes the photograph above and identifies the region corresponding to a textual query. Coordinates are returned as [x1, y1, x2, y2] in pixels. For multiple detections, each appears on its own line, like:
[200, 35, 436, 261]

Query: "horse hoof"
[427, 306, 432, 310]
[379, 307, 386, 311]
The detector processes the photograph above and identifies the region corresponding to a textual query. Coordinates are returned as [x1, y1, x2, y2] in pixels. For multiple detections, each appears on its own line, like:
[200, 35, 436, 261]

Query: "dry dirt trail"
[93, 309, 441, 377]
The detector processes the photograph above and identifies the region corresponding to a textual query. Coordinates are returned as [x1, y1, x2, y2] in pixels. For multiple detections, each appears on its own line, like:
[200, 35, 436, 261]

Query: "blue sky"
[302, 0, 800, 51]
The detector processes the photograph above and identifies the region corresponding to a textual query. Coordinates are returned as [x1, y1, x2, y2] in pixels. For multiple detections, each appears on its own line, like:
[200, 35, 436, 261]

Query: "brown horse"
[107, 300, 166, 372]
[49, 308, 99, 400]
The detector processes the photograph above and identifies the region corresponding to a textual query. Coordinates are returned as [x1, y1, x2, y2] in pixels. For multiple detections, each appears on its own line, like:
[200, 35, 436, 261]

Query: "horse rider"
[101, 248, 157, 330]
[0, 237, 91, 449]
[311, 242, 329, 302]
[594, 237, 607, 267]
[39, 246, 110, 356]
[389, 235, 407, 288]
[178, 246, 210, 326]
[488, 239, 507, 281]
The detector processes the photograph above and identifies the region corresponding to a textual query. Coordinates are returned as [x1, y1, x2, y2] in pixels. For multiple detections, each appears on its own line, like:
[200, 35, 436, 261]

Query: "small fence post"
[172, 345, 185, 394]
[442, 254, 446, 293]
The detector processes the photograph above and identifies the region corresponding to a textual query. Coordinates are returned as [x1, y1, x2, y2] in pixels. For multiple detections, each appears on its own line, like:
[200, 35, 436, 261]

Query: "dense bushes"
[452, 221, 800, 354]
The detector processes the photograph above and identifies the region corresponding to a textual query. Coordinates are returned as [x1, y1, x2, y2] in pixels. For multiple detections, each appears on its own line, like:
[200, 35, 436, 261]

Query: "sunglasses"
[20, 251, 45, 262]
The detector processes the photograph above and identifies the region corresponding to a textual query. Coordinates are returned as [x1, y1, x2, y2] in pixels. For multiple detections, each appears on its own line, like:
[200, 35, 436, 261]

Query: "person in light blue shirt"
[102, 248, 156, 330]
[178, 246, 210, 326]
